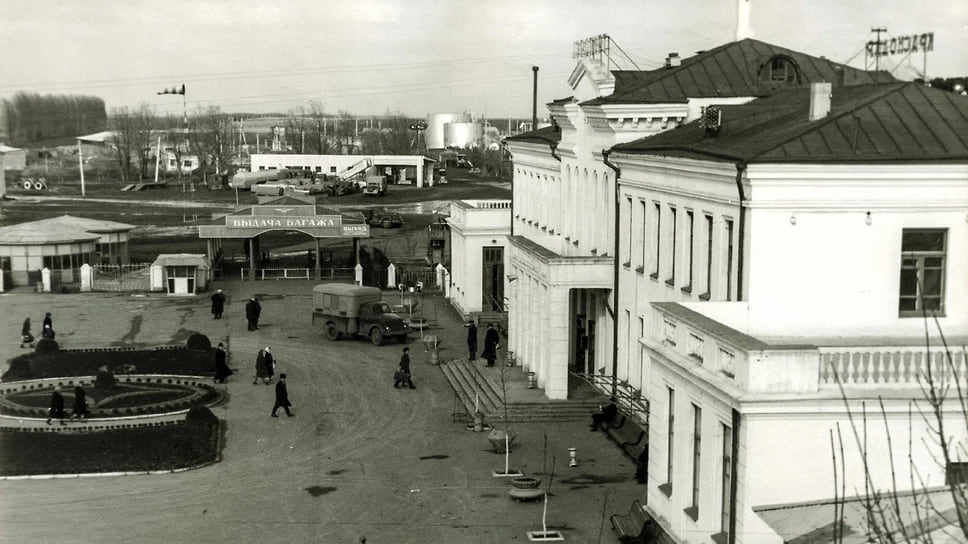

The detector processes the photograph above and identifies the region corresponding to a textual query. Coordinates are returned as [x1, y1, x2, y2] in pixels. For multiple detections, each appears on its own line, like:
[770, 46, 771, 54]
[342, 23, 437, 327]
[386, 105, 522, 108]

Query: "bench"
[610, 499, 649, 544]
[604, 412, 648, 483]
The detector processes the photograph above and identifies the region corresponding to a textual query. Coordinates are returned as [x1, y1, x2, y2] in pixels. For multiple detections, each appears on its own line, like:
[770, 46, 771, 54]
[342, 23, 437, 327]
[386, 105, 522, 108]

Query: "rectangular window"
[624, 196, 633, 266]
[667, 206, 677, 286]
[899, 229, 947, 316]
[683, 210, 694, 292]
[665, 387, 676, 490]
[725, 219, 734, 301]
[721, 424, 733, 536]
[689, 404, 702, 518]
[703, 214, 713, 299]
[639, 200, 648, 270]
[652, 202, 661, 278]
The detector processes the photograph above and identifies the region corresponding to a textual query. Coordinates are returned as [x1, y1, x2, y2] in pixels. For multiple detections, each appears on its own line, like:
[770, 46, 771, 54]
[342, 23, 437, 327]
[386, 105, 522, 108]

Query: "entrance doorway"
[482, 246, 504, 311]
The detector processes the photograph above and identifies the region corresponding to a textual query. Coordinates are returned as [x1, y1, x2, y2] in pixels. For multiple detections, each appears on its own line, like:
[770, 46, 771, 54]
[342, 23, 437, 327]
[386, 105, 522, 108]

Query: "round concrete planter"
[511, 476, 541, 489]
[487, 428, 516, 453]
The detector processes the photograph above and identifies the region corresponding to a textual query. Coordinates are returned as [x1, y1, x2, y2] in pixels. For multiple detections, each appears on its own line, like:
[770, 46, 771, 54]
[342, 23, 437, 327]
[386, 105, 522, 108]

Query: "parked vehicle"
[228, 168, 313, 190]
[363, 208, 404, 229]
[362, 175, 387, 196]
[312, 284, 410, 345]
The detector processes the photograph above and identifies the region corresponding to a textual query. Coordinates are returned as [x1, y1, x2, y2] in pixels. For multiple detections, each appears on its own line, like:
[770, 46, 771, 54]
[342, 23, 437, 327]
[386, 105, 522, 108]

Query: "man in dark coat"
[465, 320, 478, 361]
[46, 386, 65, 425]
[210, 289, 226, 319]
[590, 397, 619, 431]
[394, 347, 415, 389]
[213, 343, 233, 383]
[271, 373, 293, 417]
[481, 324, 500, 367]
[245, 297, 262, 331]
[42, 312, 55, 340]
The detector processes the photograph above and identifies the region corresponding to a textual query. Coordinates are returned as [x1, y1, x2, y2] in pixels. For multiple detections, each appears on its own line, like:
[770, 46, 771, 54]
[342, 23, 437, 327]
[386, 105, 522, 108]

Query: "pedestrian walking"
[245, 297, 262, 331]
[70, 386, 89, 421]
[42, 312, 55, 340]
[481, 323, 500, 367]
[20, 317, 34, 348]
[213, 343, 233, 383]
[393, 347, 415, 389]
[210, 289, 226, 319]
[465, 320, 478, 361]
[271, 373, 293, 417]
[263, 346, 275, 383]
[46, 386, 65, 425]
[254, 347, 269, 385]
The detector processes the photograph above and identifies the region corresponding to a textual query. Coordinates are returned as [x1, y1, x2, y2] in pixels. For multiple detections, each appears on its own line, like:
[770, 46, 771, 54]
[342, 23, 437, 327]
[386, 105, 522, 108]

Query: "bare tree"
[831, 311, 968, 543]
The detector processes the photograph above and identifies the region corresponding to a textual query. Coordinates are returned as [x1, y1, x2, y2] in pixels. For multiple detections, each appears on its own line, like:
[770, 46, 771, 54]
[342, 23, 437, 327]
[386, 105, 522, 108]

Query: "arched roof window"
[758, 55, 801, 87]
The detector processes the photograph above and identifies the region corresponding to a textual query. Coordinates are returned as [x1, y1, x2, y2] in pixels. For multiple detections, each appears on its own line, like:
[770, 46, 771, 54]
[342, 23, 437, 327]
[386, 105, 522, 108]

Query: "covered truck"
[311, 283, 410, 345]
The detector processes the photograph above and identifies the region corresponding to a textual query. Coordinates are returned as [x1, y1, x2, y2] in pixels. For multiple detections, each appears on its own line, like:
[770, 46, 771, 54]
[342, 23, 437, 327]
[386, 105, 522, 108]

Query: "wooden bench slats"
[610, 499, 649, 543]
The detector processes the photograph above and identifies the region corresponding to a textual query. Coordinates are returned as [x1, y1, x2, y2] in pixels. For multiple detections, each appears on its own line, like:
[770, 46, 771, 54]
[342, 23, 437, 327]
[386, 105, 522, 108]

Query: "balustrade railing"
[819, 347, 966, 386]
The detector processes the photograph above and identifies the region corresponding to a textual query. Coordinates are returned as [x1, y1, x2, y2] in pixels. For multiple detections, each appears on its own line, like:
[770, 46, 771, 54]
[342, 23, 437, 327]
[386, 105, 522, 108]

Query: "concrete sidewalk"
[0, 280, 644, 543]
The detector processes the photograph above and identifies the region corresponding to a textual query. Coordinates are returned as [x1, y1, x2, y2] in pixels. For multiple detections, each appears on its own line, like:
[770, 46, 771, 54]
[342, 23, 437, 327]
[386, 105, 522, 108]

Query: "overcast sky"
[1, 0, 965, 119]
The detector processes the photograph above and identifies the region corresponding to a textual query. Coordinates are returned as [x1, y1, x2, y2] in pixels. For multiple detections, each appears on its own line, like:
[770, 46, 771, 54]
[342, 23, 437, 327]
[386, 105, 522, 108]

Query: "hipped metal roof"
[611, 82, 968, 163]
[584, 38, 896, 106]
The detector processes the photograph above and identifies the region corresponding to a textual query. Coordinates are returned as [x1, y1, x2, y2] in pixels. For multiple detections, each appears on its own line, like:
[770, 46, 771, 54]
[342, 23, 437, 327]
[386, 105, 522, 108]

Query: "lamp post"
[409, 122, 427, 154]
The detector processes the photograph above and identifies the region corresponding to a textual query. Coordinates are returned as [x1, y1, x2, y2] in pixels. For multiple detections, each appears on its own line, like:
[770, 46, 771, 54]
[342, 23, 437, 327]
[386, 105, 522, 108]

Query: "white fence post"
[387, 263, 397, 289]
[41, 267, 52, 292]
[443, 268, 451, 298]
[80, 263, 93, 292]
[354, 264, 363, 286]
[435, 263, 445, 288]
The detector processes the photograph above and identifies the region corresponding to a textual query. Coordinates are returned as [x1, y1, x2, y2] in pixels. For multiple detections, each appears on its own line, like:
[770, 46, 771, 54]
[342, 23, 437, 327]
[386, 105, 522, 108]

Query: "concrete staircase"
[439, 359, 605, 423]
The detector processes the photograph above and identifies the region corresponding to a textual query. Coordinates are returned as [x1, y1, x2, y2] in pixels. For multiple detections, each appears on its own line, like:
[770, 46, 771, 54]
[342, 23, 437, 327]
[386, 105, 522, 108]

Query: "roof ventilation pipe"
[665, 53, 681, 68]
[809, 82, 833, 121]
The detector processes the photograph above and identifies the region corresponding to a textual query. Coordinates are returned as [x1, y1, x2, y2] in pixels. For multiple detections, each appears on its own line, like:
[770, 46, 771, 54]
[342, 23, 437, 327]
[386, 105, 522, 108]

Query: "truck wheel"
[369, 328, 384, 346]
[396, 335, 408, 344]
[326, 323, 342, 341]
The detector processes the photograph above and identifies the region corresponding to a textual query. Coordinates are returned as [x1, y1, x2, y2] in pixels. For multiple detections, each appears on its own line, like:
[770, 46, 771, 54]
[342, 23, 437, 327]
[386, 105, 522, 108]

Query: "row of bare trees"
[2, 92, 106, 145]
[107, 102, 424, 183]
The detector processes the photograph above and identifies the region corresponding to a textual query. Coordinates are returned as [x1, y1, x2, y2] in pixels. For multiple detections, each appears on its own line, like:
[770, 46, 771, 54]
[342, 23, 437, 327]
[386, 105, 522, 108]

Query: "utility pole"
[531, 66, 539, 131]
[871, 27, 887, 72]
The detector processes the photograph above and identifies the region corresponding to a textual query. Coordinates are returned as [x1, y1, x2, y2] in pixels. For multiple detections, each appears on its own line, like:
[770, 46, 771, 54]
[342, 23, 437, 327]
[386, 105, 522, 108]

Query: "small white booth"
[150, 254, 209, 295]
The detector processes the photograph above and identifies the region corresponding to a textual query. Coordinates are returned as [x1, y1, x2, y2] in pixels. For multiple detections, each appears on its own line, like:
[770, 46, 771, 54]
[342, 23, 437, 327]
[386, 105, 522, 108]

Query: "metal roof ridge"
[747, 82, 909, 161]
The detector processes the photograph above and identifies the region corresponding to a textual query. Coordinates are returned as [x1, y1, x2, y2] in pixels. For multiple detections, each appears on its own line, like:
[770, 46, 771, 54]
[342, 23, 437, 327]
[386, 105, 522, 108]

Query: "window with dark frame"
[639, 200, 647, 271]
[661, 386, 675, 496]
[683, 210, 694, 293]
[652, 202, 661, 278]
[899, 229, 947, 316]
[725, 219, 734, 301]
[689, 404, 702, 519]
[703, 214, 713, 299]
[624, 196, 633, 266]
[721, 423, 733, 537]
[668, 206, 677, 286]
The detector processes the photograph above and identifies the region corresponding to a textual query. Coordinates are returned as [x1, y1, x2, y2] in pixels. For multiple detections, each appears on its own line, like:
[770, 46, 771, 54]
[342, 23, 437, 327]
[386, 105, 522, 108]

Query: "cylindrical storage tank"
[443, 122, 483, 149]
[426, 113, 472, 150]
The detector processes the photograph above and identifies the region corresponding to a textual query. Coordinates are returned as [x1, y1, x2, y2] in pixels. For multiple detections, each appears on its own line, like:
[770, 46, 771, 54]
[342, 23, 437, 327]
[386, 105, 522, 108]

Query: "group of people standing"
[466, 321, 501, 367]
[209, 290, 262, 332]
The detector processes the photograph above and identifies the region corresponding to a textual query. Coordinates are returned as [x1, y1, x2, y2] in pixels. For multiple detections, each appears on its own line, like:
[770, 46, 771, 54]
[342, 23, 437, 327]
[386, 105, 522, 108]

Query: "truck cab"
[312, 283, 410, 345]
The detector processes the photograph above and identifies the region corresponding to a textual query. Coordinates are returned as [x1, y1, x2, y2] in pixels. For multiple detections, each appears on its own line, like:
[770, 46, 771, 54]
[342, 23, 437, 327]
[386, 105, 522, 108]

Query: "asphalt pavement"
[0, 280, 643, 543]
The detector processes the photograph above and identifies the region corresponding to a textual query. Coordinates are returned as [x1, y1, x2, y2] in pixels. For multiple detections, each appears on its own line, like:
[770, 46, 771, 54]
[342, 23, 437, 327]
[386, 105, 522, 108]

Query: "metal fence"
[91, 263, 151, 292]
[239, 267, 356, 281]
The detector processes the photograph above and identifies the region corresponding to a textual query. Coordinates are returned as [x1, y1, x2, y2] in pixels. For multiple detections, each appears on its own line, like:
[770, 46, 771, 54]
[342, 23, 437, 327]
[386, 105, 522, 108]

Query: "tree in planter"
[491, 355, 522, 477]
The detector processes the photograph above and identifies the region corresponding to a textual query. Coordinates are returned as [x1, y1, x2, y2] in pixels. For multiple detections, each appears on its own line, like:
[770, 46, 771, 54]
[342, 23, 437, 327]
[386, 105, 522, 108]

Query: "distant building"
[445, 199, 512, 316]
[0, 144, 27, 171]
[0, 215, 134, 288]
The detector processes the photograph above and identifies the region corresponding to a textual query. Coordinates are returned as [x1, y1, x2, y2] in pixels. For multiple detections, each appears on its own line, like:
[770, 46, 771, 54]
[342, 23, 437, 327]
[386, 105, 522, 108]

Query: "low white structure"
[445, 199, 511, 316]
[249, 153, 436, 188]
[150, 254, 209, 295]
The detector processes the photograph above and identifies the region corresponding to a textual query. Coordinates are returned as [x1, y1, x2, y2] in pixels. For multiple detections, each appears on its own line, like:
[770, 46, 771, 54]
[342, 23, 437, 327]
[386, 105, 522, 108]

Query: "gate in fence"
[91, 263, 151, 292]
